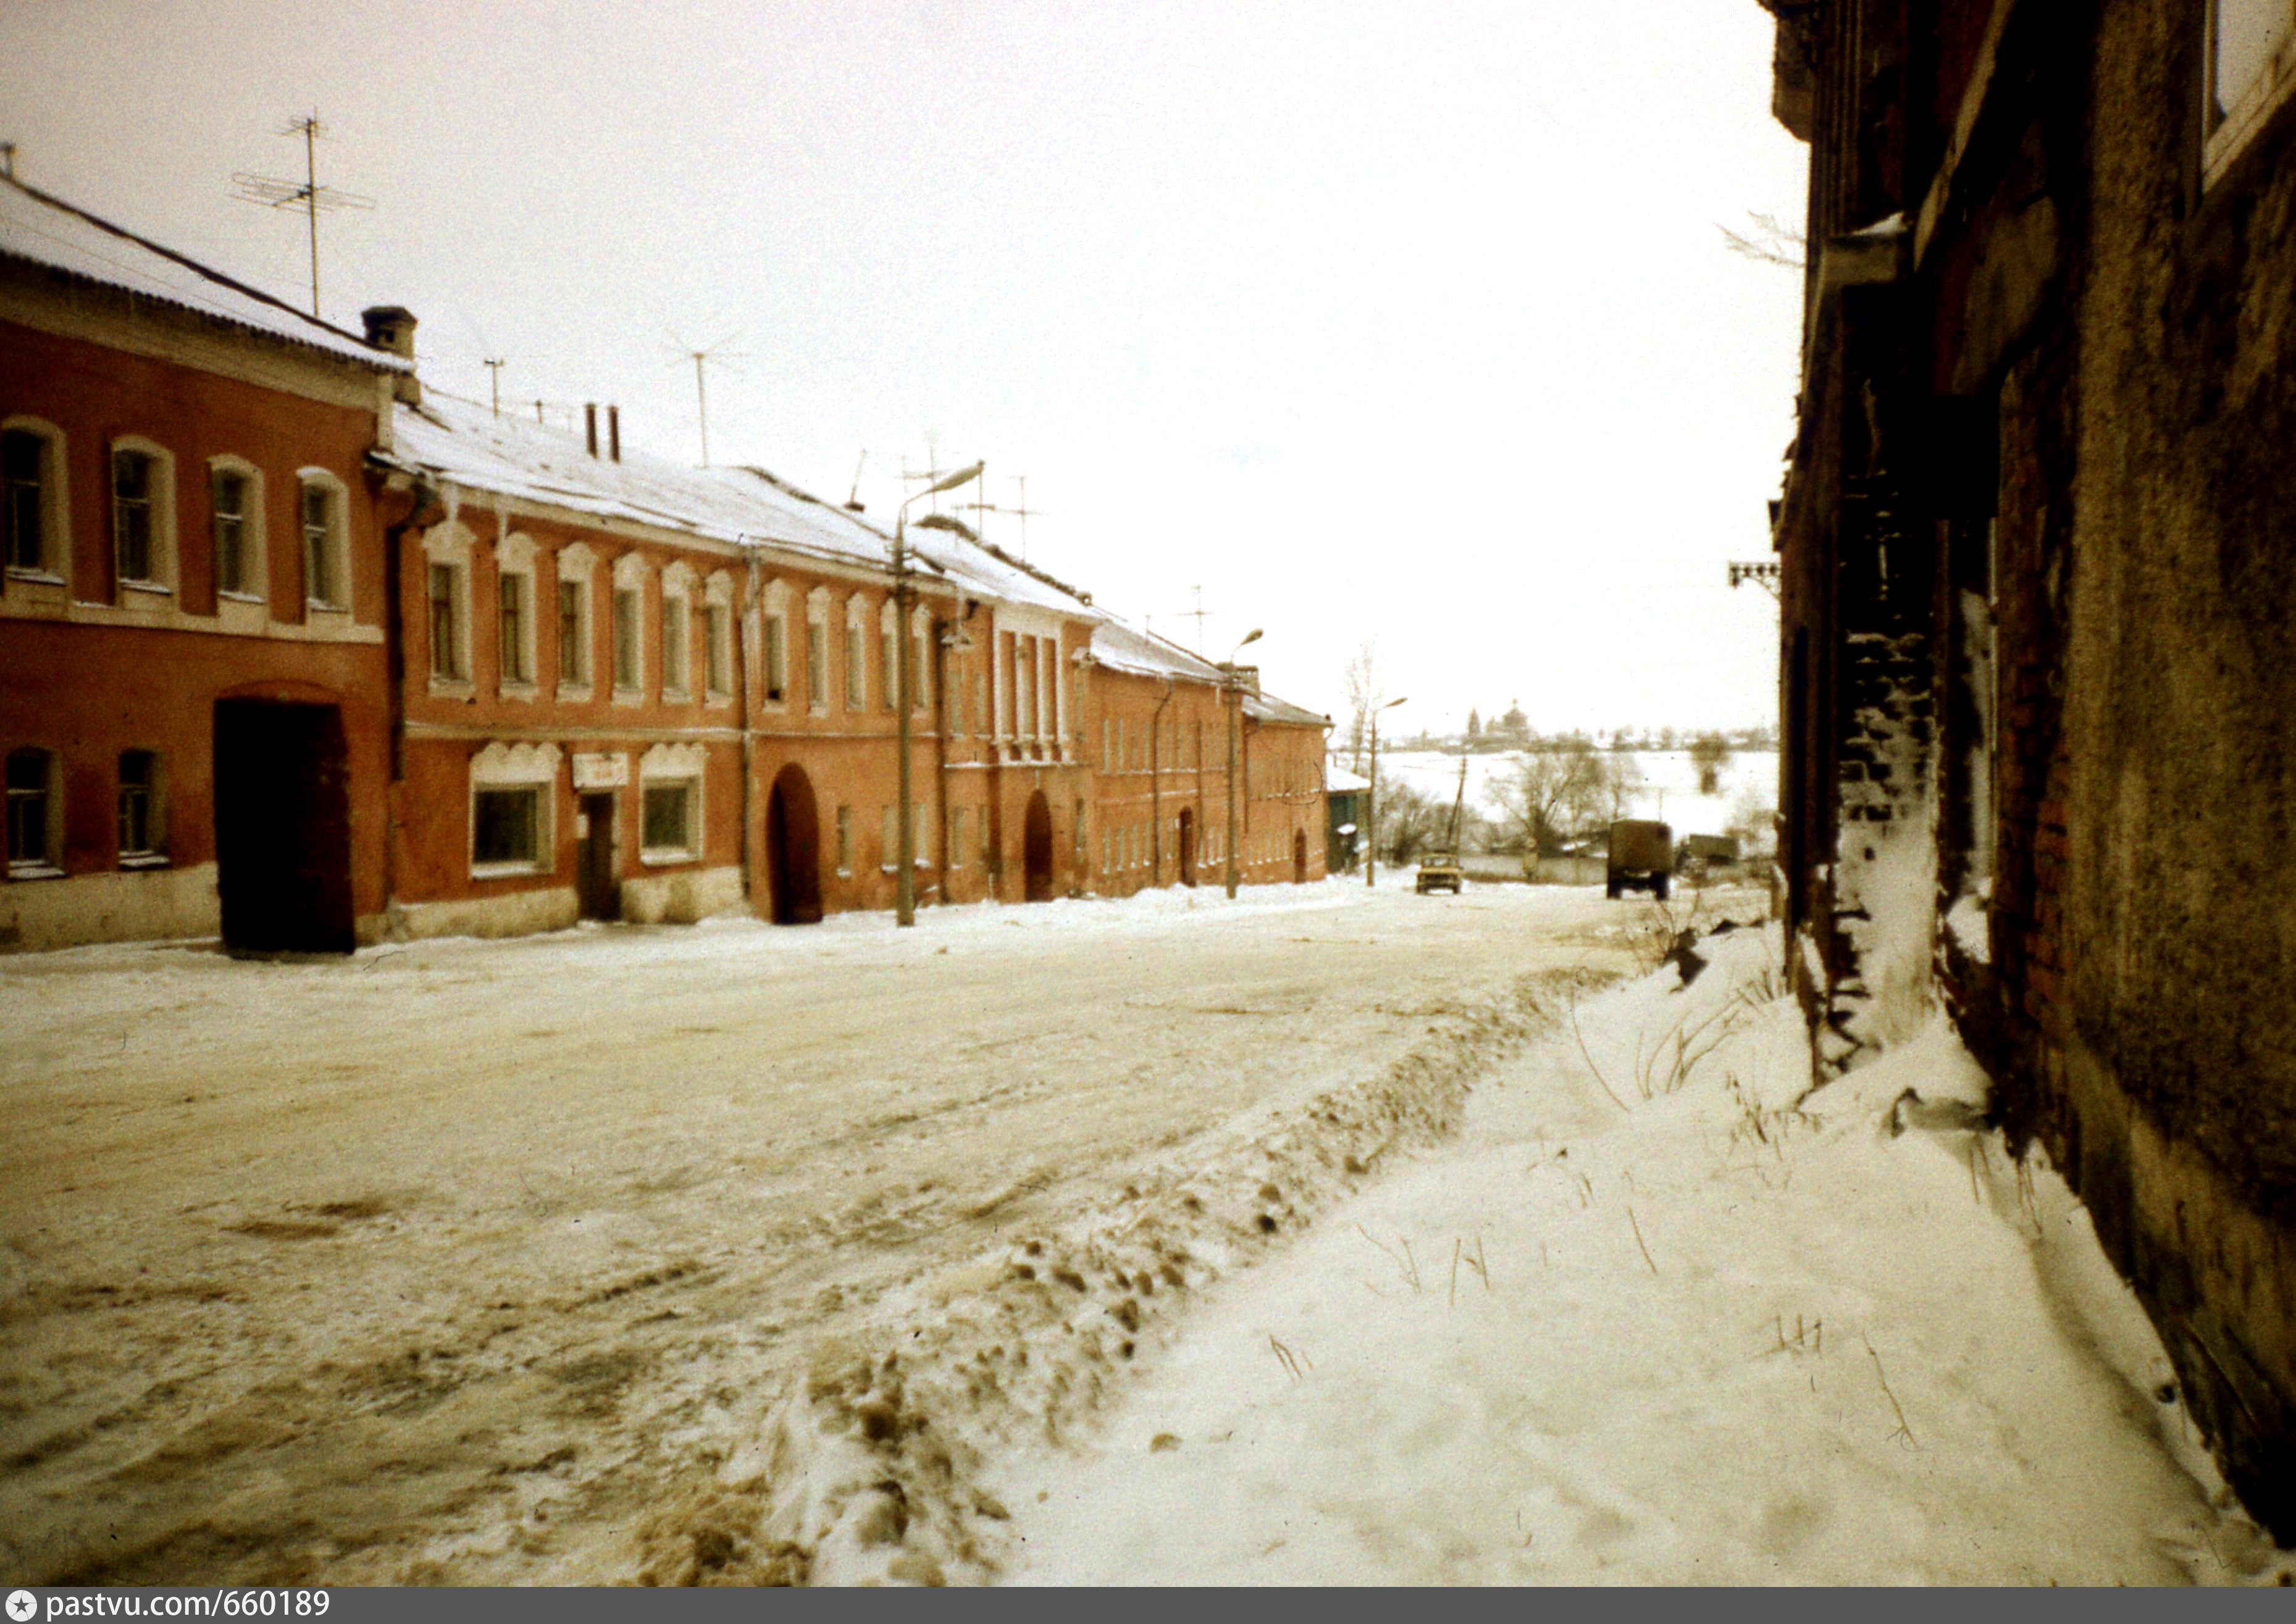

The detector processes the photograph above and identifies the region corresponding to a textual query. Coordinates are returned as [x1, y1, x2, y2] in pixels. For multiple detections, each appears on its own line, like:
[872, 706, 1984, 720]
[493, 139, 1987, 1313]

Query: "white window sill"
[217, 589, 267, 606]
[641, 848, 700, 867]
[500, 681, 540, 702]
[429, 676, 475, 698]
[7, 862, 64, 881]
[611, 688, 645, 707]
[663, 687, 692, 705]
[120, 580, 172, 599]
[471, 860, 548, 880]
[306, 600, 349, 616]
[556, 683, 593, 704]
[6, 567, 65, 587]
[810, 703, 829, 718]
[118, 853, 172, 871]
[706, 690, 734, 707]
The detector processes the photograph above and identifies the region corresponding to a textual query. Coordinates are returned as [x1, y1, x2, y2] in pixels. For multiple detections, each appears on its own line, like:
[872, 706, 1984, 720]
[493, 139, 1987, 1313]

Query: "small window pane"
[212, 470, 249, 595]
[7, 747, 54, 869]
[663, 595, 687, 693]
[807, 623, 828, 706]
[117, 750, 161, 858]
[764, 614, 787, 701]
[474, 786, 541, 866]
[643, 782, 693, 854]
[6, 430, 48, 573]
[113, 450, 154, 584]
[303, 483, 337, 606]
[500, 573, 529, 684]
[429, 564, 461, 679]
[558, 580, 586, 684]
[613, 588, 641, 690]
[706, 603, 731, 695]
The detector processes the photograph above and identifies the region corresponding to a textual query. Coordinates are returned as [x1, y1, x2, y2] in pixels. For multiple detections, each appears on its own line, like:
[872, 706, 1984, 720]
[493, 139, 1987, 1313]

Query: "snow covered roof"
[1086, 619, 1226, 684]
[1245, 690, 1330, 729]
[381, 392, 894, 567]
[1325, 764, 1370, 793]
[903, 521, 1096, 617]
[0, 175, 409, 372]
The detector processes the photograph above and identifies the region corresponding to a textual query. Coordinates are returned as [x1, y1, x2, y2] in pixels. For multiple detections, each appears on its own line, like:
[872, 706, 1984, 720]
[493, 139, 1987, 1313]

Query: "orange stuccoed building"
[2, 174, 1330, 953]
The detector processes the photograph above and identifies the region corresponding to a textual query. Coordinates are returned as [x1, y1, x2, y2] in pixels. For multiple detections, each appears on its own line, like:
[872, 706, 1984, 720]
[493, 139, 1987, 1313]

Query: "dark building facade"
[1761, 0, 2296, 1535]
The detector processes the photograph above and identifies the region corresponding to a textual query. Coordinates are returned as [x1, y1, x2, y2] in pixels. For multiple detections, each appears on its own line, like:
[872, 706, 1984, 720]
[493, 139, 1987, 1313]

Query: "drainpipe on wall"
[371, 469, 443, 934]
[740, 547, 758, 915]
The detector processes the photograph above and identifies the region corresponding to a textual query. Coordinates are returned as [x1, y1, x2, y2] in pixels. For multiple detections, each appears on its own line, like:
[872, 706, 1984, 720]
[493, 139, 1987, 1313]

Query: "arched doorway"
[765, 764, 823, 924]
[1022, 789, 1055, 902]
[1178, 806, 1198, 886]
[1293, 828, 1309, 884]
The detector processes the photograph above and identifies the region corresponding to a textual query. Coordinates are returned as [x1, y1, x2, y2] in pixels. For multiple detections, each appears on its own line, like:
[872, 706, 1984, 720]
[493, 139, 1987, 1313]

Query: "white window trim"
[422, 521, 476, 695]
[879, 596, 899, 713]
[296, 467, 352, 614]
[638, 741, 705, 865]
[844, 592, 871, 713]
[6, 745, 64, 878]
[469, 740, 561, 878]
[109, 435, 176, 598]
[2206, 0, 2296, 186]
[495, 531, 540, 698]
[761, 577, 793, 708]
[3, 416, 70, 584]
[806, 585, 832, 716]
[910, 603, 934, 715]
[555, 542, 597, 701]
[611, 553, 649, 705]
[703, 569, 736, 704]
[205, 454, 267, 611]
[660, 561, 695, 703]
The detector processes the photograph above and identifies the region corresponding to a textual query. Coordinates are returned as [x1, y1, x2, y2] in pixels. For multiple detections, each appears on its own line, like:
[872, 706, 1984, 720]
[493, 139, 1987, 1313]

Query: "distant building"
[1759, 0, 2296, 1538]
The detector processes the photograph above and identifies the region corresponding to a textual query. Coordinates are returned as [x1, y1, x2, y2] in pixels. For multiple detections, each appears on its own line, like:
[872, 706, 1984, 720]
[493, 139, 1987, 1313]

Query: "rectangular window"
[881, 804, 899, 870]
[974, 673, 987, 737]
[302, 483, 337, 607]
[3, 430, 46, 573]
[642, 781, 695, 858]
[473, 785, 542, 867]
[952, 805, 970, 868]
[913, 626, 931, 713]
[558, 580, 587, 685]
[764, 614, 787, 701]
[846, 624, 867, 710]
[952, 658, 969, 734]
[429, 563, 461, 679]
[7, 748, 56, 874]
[913, 802, 928, 864]
[117, 750, 162, 860]
[836, 803, 853, 874]
[706, 603, 731, 697]
[113, 449, 155, 584]
[212, 469, 250, 595]
[807, 622, 828, 708]
[881, 622, 898, 712]
[663, 595, 689, 695]
[613, 587, 641, 691]
[1015, 640, 1036, 738]
[500, 573, 529, 684]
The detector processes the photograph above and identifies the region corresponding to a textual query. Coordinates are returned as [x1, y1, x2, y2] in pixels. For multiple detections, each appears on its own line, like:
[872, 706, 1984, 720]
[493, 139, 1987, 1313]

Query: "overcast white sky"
[2, 1, 1807, 734]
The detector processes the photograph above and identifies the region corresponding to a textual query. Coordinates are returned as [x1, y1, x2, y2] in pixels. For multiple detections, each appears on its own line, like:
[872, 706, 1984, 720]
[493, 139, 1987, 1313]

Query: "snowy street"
[1, 879, 1665, 1584]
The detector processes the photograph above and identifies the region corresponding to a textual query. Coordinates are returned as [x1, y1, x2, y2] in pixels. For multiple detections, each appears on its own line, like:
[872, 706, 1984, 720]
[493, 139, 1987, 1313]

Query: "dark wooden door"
[1022, 790, 1054, 902]
[579, 792, 619, 920]
[1178, 807, 1197, 885]
[765, 765, 822, 924]
[214, 700, 354, 955]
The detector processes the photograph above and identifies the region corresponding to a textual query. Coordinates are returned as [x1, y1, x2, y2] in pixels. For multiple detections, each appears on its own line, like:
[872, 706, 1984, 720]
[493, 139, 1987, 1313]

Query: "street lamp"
[894, 459, 983, 927]
[1366, 695, 1407, 889]
[1222, 627, 1262, 900]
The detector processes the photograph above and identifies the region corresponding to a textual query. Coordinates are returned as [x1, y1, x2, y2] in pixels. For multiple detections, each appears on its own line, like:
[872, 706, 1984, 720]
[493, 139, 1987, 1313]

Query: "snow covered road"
[0, 879, 1690, 1584]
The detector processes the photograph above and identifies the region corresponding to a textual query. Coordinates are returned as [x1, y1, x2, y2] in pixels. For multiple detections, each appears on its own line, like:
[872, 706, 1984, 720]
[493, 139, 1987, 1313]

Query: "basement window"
[7, 747, 61, 877]
[117, 749, 167, 866]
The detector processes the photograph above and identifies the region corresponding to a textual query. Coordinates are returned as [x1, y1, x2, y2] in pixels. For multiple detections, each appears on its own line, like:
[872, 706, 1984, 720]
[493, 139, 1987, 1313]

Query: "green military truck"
[1606, 818, 1674, 900]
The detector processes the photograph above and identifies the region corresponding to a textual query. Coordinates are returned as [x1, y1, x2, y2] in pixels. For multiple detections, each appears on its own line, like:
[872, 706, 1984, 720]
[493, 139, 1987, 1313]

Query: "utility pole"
[895, 460, 984, 926]
[482, 359, 506, 418]
[1222, 629, 1262, 898]
[231, 111, 372, 319]
[1366, 696, 1407, 888]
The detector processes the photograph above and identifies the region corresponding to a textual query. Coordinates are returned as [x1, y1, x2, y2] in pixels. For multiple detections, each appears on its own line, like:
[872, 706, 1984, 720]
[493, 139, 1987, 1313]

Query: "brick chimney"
[360, 306, 421, 405]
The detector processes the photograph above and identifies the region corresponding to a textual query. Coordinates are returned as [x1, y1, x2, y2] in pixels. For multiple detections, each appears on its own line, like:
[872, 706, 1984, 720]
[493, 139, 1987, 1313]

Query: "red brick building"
[1759, 0, 2296, 1535]
[1, 174, 405, 952]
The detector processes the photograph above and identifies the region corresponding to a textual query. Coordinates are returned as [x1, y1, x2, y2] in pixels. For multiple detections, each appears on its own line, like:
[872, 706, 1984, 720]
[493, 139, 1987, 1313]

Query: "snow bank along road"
[0, 879, 1728, 1584]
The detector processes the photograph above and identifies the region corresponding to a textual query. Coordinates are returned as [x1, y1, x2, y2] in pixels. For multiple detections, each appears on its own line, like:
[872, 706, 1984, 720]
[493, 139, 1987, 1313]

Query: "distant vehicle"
[1606, 819, 1674, 900]
[1415, 853, 1465, 894]
[1675, 833, 1741, 884]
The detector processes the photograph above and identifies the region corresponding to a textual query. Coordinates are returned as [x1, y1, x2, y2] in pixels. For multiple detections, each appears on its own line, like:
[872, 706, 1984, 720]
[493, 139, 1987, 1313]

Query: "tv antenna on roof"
[958, 474, 1044, 560]
[663, 331, 746, 467]
[230, 111, 374, 319]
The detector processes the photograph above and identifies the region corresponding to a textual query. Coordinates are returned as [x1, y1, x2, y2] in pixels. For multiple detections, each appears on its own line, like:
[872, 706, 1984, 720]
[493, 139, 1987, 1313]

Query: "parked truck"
[1606, 819, 1673, 900]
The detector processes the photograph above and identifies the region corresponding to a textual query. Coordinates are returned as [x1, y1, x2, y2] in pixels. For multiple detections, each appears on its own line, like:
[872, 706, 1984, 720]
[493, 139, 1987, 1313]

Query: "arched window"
[207, 457, 266, 601]
[3, 417, 69, 579]
[111, 437, 177, 595]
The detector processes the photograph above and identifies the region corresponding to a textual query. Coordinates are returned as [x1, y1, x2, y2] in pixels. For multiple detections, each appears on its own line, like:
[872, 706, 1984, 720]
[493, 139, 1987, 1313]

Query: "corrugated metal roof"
[0, 175, 409, 371]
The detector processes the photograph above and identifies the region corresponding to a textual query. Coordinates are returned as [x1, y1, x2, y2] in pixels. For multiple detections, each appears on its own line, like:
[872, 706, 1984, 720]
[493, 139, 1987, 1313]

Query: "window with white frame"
[117, 748, 166, 864]
[423, 524, 473, 687]
[845, 595, 869, 711]
[1015, 637, 1037, 739]
[496, 533, 538, 692]
[110, 439, 174, 593]
[556, 543, 595, 696]
[469, 740, 559, 876]
[881, 803, 899, 872]
[2209, 0, 2296, 183]
[835, 802, 854, 875]
[661, 564, 694, 699]
[6, 747, 61, 876]
[703, 572, 734, 700]
[879, 598, 899, 712]
[612, 554, 647, 698]
[639, 742, 704, 864]
[207, 458, 264, 600]
[807, 588, 831, 712]
[952, 804, 970, 868]
[761, 579, 791, 703]
[2, 420, 67, 579]
[298, 471, 350, 611]
[910, 605, 933, 714]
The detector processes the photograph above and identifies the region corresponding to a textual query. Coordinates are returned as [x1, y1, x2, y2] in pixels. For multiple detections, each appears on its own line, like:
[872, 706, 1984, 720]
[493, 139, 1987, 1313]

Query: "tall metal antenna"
[663, 331, 745, 467]
[482, 359, 506, 418]
[846, 450, 868, 512]
[230, 111, 373, 318]
[902, 442, 953, 516]
[1183, 586, 1210, 654]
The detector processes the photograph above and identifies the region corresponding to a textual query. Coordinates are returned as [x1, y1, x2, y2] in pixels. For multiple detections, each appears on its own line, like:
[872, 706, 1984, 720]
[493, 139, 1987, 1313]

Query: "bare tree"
[1494, 737, 1607, 855]
[1341, 642, 1383, 772]
[1374, 771, 1445, 866]
[1688, 730, 1733, 795]
[1719, 210, 1806, 269]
